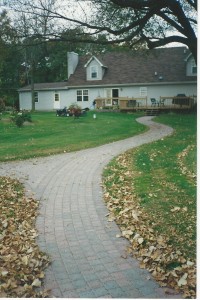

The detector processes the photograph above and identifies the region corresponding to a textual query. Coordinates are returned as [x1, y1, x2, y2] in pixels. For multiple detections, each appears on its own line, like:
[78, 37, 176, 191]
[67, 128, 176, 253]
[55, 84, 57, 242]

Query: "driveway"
[0, 116, 182, 298]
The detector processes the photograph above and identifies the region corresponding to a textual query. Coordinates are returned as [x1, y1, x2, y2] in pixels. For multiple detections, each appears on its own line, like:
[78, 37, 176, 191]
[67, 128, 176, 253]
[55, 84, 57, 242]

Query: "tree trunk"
[30, 61, 35, 111]
[189, 38, 197, 65]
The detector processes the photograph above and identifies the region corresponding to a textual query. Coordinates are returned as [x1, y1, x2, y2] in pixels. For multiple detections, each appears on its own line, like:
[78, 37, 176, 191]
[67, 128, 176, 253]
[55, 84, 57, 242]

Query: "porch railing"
[95, 95, 196, 110]
[95, 97, 147, 109]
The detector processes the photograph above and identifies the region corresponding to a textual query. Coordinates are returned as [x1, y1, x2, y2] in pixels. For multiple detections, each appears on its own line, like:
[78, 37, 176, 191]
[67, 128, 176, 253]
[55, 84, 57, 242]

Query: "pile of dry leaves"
[103, 151, 196, 298]
[0, 176, 50, 297]
[177, 145, 196, 185]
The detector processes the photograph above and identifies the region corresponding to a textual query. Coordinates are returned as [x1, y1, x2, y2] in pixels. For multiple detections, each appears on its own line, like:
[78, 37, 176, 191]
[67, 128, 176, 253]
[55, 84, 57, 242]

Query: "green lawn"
[133, 113, 196, 256]
[0, 111, 146, 161]
[103, 112, 196, 297]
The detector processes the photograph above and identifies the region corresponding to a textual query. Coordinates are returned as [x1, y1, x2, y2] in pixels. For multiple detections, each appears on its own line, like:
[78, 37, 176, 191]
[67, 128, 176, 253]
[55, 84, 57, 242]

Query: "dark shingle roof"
[68, 47, 196, 86]
[19, 47, 196, 91]
[18, 81, 68, 91]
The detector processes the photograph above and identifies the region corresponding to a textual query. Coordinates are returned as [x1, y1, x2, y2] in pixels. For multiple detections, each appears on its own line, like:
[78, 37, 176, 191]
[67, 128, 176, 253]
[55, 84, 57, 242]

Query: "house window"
[34, 92, 39, 103]
[91, 66, 98, 79]
[191, 59, 197, 74]
[77, 90, 89, 102]
[140, 87, 147, 96]
[54, 93, 59, 101]
[112, 89, 119, 105]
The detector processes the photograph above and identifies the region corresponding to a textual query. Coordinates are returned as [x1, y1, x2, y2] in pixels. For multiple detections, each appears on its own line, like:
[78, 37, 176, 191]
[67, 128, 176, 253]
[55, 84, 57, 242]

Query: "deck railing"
[95, 97, 147, 109]
[95, 95, 196, 110]
[159, 96, 195, 108]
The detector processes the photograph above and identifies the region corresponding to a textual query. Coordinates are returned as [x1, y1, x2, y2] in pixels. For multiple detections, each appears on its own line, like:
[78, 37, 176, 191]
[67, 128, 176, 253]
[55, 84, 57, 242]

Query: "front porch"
[95, 95, 196, 112]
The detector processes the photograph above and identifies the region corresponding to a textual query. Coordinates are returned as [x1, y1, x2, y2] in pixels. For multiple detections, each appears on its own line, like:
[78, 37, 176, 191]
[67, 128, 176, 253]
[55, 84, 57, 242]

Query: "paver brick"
[108, 287, 128, 298]
[93, 287, 109, 297]
[79, 290, 96, 298]
[104, 280, 120, 290]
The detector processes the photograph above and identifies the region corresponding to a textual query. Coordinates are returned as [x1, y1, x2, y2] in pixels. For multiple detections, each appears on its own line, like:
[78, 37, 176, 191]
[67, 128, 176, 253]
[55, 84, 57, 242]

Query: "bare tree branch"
[8, 0, 197, 62]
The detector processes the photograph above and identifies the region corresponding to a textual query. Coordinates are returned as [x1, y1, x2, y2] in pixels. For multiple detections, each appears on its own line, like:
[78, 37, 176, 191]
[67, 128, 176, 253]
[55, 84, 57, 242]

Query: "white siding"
[35, 91, 54, 110]
[117, 83, 196, 105]
[19, 92, 32, 110]
[19, 90, 54, 110]
[63, 88, 101, 109]
[19, 82, 197, 111]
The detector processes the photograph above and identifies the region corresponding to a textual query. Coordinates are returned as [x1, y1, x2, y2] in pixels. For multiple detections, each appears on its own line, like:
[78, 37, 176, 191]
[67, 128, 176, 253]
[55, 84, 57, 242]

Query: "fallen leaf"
[1, 270, 8, 276]
[122, 230, 133, 238]
[132, 210, 139, 221]
[138, 237, 144, 244]
[2, 220, 8, 228]
[116, 234, 121, 238]
[21, 256, 29, 265]
[178, 273, 188, 286]
[32, 278, 41, 287]
[170, 207, 181, 212]
[187, 261, 194, 266]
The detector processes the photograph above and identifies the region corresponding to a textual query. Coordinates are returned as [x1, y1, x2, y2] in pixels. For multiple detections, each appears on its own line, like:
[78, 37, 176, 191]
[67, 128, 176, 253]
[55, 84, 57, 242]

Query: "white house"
[18, 47, 197, 111]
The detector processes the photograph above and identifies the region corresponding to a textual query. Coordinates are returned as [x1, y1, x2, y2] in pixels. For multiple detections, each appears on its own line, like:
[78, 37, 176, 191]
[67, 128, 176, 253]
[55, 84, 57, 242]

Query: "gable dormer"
[84, 56, 107, 81]
[185, 53, 197, 76]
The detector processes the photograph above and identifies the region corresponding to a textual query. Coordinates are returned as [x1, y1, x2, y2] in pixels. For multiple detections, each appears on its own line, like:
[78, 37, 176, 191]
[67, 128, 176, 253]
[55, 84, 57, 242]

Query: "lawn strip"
[103, 113, 196, 298]
[0, 111, 146, 162]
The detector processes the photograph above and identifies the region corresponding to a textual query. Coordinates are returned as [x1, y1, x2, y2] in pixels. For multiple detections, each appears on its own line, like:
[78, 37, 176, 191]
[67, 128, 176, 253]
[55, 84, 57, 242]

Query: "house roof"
[19, 47, 196, 91]
[18, 81, 68, 92]
[84, 56, 107, 68]
[68, 47, 196, 87]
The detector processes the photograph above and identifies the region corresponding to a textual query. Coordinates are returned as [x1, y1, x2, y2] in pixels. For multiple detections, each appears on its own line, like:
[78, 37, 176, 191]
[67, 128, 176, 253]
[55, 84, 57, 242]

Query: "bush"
[68, 103, 82, 118]
[11, 110, 32, 127]
[5, 106, 13, 112]
[15, 115, 24, 127]
[22, 111, 32, 122]
[68, 103, 82, 113]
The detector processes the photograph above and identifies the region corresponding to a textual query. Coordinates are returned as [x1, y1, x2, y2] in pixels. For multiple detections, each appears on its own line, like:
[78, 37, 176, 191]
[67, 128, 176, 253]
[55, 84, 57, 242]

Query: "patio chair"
[151, 98, 159, 107]
[159, 99, 165, 106]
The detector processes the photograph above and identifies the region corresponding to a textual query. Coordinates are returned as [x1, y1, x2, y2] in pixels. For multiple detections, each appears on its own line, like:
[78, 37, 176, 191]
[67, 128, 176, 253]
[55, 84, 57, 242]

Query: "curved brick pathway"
[0, 116, 182, 298]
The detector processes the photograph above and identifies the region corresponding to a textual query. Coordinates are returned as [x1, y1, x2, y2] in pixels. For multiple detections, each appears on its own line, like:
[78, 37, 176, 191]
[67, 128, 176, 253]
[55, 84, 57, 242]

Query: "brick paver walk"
[0, 116, 182, 298]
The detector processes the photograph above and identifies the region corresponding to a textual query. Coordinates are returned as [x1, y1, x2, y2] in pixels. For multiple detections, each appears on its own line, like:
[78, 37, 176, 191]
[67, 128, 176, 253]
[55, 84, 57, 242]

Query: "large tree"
[12, 0, 58, 110]
[91, 0, 197, 61]
[0, 10, 23, 107]
[7, 0, 197, 62]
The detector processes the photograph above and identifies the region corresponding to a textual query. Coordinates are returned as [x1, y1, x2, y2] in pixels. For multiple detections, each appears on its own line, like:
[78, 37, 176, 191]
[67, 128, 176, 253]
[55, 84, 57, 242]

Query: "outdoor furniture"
[172, 94, 190, 106]
[159, 99, 165, 106]
[151, 98, 159, 106]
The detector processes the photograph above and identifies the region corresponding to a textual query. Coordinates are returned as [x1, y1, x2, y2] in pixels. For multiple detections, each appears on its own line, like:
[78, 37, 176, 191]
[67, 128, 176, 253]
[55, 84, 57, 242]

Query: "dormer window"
[91, 66, 98, 79]
[191, 59, 197, 74]
[186, 55, 197, 76]
[84, 55, 107, 81]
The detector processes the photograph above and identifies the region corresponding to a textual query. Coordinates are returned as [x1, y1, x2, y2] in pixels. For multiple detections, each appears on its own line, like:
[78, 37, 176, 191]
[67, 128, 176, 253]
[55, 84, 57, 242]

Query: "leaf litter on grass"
[177, 144, 196, 185]
[0, 176, 50, 297]
[103, 151, 196, 298]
